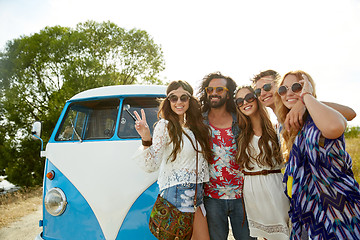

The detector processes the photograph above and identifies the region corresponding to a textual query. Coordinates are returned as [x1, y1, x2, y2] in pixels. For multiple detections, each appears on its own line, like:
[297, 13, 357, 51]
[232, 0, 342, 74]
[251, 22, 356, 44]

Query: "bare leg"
[191, 207, 210, 240]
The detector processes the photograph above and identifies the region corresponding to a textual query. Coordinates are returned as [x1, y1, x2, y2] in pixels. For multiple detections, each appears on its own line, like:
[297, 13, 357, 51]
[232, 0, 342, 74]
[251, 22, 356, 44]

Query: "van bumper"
[34, 232, 44, 240]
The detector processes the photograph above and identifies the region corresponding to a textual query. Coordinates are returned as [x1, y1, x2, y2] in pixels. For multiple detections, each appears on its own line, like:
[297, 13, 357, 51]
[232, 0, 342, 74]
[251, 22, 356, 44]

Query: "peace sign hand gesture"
[134, 109, 151, 141]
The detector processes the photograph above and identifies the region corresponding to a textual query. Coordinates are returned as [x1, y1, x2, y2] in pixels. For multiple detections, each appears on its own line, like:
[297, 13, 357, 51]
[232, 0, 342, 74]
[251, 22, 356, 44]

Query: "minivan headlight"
[45, 188, 67, 216]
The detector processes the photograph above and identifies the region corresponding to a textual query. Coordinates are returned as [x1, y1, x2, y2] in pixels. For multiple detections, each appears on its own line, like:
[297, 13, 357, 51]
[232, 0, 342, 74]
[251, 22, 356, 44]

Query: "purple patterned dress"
[283, 116, 360, 240]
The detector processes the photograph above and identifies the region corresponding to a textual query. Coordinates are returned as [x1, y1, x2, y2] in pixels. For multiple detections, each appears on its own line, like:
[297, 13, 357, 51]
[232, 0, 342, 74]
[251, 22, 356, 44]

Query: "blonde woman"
[275, 70, 360, 239]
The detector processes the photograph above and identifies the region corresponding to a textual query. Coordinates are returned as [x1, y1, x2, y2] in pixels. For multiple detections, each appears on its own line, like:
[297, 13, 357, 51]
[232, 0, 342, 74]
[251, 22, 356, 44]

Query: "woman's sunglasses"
[234, 93, 257, 107]
[168, 94, 190, 103]
[254, 83, 272, 97]
[205, 86, 229, 94]
[278, 82, 302, 96]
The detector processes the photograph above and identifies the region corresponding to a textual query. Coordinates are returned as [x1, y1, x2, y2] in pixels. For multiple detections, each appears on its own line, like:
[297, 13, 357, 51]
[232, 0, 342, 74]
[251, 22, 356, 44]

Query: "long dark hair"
[198, 71, 237, 114]
[235, 86, 283, 169]
[158, 80, 213, 163]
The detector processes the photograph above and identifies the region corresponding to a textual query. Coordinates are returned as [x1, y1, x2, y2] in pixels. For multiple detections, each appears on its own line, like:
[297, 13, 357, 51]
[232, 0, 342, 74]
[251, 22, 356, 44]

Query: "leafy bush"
[345, 126, 360, 138]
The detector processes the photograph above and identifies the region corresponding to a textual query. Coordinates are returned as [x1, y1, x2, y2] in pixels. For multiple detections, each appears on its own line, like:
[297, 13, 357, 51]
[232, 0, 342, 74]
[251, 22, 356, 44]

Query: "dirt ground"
[0, 195, 42, 240]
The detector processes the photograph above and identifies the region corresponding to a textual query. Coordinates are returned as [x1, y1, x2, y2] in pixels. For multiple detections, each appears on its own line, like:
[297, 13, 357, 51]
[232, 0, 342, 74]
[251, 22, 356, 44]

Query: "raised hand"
[134, 109, 151, 141]
[300, 74, 314, 96]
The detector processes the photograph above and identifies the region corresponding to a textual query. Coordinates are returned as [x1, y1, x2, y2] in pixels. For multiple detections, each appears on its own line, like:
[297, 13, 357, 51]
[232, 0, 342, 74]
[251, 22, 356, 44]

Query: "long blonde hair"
[235, 86, 283, 169]
[274, 70, 317, 161]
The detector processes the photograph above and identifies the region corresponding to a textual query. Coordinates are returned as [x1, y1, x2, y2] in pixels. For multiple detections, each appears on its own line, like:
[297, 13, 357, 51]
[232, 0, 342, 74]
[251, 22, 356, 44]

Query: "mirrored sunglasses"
[254, 83, 272, 97]
[235, 93, 257, 107]
[278, 82, 302, 96]
[168, 94, 190, 103]
[205, 86, 229, 94]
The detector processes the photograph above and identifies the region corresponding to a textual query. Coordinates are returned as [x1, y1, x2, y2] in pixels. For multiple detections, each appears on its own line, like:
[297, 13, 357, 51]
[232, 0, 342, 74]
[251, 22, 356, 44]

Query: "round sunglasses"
[254, 83, 272, 97]
[168, 94, 190, 103]
[278, 82, 302, 96]
[205, 86, 229, 94]
[234, 93, 257, 107]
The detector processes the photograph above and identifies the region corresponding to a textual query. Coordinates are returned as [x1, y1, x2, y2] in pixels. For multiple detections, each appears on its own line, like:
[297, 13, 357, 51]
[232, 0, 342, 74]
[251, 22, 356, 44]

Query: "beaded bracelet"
[300, 92, 312, 105]
[142, 138, 152, 146]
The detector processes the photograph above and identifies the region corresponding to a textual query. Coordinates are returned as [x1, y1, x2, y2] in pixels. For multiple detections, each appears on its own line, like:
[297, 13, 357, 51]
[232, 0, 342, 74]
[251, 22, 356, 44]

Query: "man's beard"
[208, 95, 227, 108]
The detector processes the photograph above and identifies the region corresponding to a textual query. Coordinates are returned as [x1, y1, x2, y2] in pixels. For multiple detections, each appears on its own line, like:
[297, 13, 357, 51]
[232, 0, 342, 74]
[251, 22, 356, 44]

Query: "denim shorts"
[161, 183, 204, 213]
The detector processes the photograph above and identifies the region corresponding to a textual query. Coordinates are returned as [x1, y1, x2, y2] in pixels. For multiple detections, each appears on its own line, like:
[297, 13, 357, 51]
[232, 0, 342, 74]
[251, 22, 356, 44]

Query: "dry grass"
[0, 187, 42, 228]
[346, 137, 360, 182]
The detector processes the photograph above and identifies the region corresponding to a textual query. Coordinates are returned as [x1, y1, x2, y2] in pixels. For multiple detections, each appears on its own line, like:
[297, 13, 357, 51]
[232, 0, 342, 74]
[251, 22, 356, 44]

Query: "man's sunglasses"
[234, 93, 257, 107]
[254, 83, 272, 97]
[168, 94, 190, 103]
[278, 83, 302, 96]
[205, 86, 229, 94]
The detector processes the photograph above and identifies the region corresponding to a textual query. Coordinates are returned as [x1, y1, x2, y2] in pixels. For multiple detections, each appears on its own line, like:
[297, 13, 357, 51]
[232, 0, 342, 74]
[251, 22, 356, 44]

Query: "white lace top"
[137, 119, 209, 191]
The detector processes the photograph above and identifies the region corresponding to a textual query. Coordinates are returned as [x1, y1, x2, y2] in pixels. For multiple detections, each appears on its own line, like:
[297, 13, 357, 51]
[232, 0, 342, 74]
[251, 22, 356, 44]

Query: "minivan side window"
[56, 99, 120, 141]
[118, 97, 160, 139]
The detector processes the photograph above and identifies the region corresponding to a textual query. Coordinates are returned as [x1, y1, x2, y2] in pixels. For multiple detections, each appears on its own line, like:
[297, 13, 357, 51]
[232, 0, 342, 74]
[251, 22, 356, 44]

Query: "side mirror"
[31, 121, 42, 139]
[31, 121, 45, 156]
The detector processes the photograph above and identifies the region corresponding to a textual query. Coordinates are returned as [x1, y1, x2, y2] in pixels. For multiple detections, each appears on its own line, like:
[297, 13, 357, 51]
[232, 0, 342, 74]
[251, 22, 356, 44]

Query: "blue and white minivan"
[33, 85, 166, 240]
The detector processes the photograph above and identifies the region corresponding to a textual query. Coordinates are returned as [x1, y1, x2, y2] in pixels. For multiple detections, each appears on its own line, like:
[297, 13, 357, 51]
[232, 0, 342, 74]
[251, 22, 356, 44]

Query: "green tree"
[0, 20, 165, 187]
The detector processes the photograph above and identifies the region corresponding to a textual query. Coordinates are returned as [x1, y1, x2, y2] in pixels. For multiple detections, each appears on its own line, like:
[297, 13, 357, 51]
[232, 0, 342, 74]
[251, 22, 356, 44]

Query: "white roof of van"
[70, 84, 167, 100]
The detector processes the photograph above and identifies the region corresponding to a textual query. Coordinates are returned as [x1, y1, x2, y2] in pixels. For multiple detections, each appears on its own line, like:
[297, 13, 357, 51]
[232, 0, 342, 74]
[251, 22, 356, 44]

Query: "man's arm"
[284, 101, 356, 132]
[322, 101, 356, 121]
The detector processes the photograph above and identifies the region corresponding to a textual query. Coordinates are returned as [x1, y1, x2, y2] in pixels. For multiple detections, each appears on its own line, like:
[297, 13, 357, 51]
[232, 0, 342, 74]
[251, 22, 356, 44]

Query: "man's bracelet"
[300, 92, 312, 105]
[142, 138, 152, 146]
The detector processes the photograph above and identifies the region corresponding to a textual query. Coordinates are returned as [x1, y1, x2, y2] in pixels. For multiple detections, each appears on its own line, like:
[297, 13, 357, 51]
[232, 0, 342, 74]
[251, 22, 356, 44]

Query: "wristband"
[300, 92, 312, 105]
[142, 138, 152, 146]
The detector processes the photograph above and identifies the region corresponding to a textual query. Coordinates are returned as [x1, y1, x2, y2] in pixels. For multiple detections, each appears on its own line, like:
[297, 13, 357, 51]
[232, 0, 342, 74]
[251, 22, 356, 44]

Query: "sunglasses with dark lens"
[278, 82, 302, 96]
[168, 94, 190, 103]
[235, 93, 257, 107]
[205, 86, 229, 94]
[254, 83, 272, 96]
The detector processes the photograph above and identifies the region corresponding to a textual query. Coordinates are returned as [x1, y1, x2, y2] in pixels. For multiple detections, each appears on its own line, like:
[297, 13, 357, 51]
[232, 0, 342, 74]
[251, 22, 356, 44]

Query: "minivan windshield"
[55, 97, 161, 141]
[56, 98, 120, 141]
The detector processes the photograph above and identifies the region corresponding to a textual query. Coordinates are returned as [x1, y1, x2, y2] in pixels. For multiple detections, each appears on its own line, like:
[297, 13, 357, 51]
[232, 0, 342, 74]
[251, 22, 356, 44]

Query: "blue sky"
[1, 0, 359, 126]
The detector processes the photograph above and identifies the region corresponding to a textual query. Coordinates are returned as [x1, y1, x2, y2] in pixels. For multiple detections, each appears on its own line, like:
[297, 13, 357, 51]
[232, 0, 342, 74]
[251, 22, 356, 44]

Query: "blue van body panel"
[42, 161, 105, 240]
[116, 182, 159, 239]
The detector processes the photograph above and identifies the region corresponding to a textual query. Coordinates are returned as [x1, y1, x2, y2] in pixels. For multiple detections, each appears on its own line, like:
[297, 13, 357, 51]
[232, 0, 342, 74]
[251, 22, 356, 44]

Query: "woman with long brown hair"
[134, 80, 212, 240]
[234, 85, 290, 240]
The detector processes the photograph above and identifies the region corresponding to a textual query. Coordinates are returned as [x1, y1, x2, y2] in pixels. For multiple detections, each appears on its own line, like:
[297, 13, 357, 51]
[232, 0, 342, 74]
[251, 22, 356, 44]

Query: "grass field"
[347, 137, 360, 182]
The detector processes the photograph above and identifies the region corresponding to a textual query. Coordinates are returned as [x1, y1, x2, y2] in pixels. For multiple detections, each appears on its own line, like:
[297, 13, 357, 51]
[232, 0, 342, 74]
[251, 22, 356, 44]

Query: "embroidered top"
[137, 119, 209, 191]
[204, 124, 243, 199]
[283, 116, 360, 239]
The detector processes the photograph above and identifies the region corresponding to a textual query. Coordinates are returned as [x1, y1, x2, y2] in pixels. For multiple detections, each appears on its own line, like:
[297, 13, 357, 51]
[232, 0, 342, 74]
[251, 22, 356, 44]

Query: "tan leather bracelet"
[300, 92, 312, 105]
[142, 138, 152, 146]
